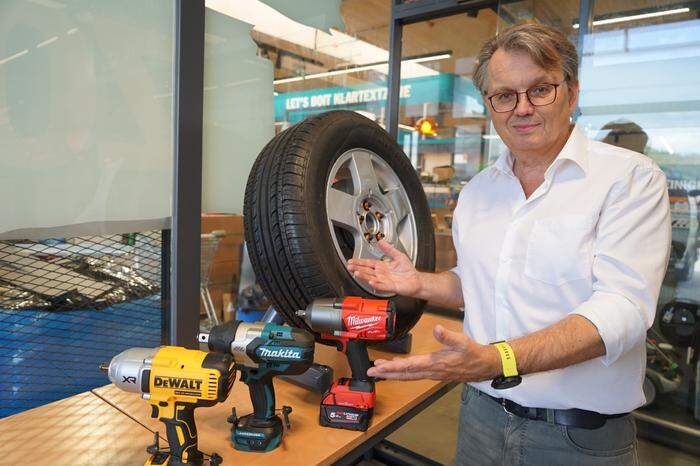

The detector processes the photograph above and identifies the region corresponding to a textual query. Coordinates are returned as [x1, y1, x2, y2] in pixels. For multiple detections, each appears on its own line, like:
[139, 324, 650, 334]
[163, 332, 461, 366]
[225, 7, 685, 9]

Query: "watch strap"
[493, 341, 518, 378]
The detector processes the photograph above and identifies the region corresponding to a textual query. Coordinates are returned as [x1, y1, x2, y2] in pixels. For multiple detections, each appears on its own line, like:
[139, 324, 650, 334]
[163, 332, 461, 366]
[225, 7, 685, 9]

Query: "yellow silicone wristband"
[493, 342, 518, 378]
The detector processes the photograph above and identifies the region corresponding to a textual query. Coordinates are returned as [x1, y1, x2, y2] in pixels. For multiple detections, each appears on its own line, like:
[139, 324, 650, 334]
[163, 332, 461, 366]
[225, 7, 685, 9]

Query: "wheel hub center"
[359, 196, 389, 242]
[364, 212, 379, 234]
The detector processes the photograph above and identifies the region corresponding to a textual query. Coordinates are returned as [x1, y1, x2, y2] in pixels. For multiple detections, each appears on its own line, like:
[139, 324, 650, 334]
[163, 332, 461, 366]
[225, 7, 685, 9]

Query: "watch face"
[491, 375, 522, 390]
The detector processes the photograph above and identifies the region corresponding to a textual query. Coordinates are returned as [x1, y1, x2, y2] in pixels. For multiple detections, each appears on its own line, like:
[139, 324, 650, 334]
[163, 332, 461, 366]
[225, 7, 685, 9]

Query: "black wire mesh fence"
[0, 231, 165, 418]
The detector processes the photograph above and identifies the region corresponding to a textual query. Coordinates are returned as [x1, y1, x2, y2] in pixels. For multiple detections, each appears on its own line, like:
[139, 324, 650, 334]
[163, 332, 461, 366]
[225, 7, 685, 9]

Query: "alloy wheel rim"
[325, 148, 417, 296]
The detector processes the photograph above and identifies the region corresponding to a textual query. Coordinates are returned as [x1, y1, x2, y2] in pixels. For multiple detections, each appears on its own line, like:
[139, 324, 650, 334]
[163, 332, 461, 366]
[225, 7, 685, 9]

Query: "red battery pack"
[319, 377, 376, 431]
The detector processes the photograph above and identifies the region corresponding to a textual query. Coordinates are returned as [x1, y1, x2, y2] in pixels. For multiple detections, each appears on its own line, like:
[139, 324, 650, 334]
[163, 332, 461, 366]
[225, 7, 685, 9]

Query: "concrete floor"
[381, 385, 700, 466]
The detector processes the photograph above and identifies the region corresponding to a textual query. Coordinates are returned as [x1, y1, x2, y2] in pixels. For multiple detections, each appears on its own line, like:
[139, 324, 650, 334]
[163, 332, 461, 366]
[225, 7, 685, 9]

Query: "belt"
[479, 390, 628, 430]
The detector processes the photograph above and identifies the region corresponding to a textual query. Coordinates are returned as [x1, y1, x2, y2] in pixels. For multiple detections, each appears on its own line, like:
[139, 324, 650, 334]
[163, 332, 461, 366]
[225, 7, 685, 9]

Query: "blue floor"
[0, 296, 162, 419]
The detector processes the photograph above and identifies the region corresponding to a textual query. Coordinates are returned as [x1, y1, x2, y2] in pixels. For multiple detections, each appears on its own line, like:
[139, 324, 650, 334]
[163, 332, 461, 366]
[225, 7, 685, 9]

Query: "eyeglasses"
[487, 83, 562, 113]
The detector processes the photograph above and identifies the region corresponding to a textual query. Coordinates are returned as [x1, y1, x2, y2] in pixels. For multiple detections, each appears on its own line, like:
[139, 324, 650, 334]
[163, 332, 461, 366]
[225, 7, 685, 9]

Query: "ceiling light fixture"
[36, 36, 58, 49]
[573, 7, 690, 28]
[273, 52, 451, 85]
[0, 49, 29, 66]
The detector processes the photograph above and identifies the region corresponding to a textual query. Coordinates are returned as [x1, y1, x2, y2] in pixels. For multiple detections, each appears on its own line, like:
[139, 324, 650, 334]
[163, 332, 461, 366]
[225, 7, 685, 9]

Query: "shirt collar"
[551, 124, 589, 176]
[487, 124, 589, 179]
[489, 151, 515, 178]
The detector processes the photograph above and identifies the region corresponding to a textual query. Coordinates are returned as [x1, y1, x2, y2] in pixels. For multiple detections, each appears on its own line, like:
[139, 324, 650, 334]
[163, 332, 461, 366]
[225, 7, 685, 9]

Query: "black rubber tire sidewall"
[244, 110, 435, 342]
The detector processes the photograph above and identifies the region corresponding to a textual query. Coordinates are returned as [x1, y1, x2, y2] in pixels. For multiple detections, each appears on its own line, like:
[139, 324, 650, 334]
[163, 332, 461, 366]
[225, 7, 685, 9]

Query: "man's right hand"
[347, 240, 423, 297]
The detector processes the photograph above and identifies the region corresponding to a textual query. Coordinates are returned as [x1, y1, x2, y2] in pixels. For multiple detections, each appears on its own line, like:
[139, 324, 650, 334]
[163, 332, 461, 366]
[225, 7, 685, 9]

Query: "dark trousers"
[455, 384, 639, 466]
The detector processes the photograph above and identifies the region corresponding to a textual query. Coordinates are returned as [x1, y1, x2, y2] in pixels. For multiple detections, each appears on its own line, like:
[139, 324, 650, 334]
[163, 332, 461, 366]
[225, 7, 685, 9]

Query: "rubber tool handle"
[160, 402, 203, 465]
[346, 339, 371, 382]
[248, 373, 276, 420]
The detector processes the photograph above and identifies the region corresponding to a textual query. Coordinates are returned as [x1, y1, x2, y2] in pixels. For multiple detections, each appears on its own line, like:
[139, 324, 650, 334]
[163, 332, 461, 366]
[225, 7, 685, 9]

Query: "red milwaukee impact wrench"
[296, 297, 396, 431]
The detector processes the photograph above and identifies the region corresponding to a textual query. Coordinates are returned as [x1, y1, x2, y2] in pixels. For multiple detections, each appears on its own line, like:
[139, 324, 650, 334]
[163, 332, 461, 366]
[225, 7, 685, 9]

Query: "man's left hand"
[367, 325, 502, 382]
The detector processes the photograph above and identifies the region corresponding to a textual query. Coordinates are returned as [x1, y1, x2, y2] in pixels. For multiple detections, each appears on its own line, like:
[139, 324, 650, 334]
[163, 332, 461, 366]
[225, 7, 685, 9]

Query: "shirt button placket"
[494, 219, 518, 342]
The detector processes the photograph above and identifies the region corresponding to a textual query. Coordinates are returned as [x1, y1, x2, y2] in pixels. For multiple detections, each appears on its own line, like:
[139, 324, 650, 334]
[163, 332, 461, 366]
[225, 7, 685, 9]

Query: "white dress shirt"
[452, 125, 671, 414]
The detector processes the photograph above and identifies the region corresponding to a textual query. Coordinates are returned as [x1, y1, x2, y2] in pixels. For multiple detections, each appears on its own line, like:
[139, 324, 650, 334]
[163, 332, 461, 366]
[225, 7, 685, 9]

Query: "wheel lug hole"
[376, 232, 384, 241]
[362, 201, 371, 211]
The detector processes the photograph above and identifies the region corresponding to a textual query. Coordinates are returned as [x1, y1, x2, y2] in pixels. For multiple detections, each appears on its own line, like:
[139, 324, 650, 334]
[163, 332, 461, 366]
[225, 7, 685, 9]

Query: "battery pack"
[319, 377, 375, 431]
[232, 414, 283, 452]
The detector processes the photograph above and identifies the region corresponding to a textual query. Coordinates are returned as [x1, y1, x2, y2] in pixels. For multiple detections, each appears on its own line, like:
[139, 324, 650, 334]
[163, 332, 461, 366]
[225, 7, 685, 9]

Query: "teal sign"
[274, 73, 483, 122]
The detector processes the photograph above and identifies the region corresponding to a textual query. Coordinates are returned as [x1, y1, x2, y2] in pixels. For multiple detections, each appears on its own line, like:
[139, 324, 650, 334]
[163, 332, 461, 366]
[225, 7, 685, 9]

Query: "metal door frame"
[386, 0, 593, 137]
[386, 1, 499, 139]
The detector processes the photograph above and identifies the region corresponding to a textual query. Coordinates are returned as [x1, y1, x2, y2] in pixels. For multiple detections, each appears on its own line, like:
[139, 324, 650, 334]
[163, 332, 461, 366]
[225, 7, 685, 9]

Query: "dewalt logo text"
[153, 376, 203, 390]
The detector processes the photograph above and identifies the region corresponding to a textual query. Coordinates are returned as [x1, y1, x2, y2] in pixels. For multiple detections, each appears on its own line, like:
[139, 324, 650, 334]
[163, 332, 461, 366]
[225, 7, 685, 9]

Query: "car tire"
[244, 110, 435, 342]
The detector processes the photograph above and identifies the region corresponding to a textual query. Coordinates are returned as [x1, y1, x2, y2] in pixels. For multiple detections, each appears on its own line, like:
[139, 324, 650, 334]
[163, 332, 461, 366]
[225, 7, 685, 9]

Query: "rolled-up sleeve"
[570, 164, 671, 366]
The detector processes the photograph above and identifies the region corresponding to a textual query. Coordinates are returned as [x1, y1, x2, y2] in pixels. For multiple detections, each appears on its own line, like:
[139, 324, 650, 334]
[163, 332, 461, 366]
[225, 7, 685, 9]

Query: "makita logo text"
[347, 315, 382, 327]
[153, 376, 203, 390]
[236, 430, 265, 438]
[258, 348, 302, 359]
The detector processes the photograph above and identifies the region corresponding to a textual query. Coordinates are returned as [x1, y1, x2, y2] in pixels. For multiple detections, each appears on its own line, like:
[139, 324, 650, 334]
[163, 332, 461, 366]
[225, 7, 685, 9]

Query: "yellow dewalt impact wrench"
[100, 346, 235, 466]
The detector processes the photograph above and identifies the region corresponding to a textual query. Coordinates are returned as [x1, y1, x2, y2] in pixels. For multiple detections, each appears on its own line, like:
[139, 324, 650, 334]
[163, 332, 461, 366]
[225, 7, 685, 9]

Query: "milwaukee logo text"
[346, 315, 382, 327]
[153, 377, 203, 390]
[258, 348, 302, 359]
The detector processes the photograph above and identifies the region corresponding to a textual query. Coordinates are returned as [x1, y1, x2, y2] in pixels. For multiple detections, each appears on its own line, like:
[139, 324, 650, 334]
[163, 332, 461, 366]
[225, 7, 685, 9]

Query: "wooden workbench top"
[0, 312, 461, 466]
[0, 391, 157, 466]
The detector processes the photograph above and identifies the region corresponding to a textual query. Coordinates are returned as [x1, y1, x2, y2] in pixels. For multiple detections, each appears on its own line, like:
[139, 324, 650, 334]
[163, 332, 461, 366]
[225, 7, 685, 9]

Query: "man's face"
[484, 48, 578, 156]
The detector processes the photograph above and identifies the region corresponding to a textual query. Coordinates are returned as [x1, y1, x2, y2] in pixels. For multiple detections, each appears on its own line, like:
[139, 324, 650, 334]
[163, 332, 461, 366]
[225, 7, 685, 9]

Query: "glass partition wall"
[196, 1, 700, 459]
[393, 0, 700, 457]
[200, 0, 700, 457]
[0, 1, 175, 418]
[5, 0, 691, 458]
[575, 1, 700, 451]
[199, 0, 394, 326]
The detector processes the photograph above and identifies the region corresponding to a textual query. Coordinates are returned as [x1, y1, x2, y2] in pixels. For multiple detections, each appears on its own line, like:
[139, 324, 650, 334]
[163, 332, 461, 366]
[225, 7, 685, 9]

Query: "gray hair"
[473, 23, 579, 94]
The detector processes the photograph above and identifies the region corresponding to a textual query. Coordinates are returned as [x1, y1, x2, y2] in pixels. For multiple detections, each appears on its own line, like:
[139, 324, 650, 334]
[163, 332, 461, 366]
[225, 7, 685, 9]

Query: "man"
[348, 23, 670, 465]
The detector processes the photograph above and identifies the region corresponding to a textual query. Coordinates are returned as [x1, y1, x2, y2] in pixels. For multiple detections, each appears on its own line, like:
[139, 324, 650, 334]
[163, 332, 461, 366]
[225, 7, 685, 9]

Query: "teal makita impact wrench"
[198, 321, 314, 452]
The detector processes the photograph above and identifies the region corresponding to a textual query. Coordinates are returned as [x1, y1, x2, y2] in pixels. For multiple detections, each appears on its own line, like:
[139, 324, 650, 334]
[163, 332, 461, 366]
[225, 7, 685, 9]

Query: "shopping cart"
[200, 230, 226, 332]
